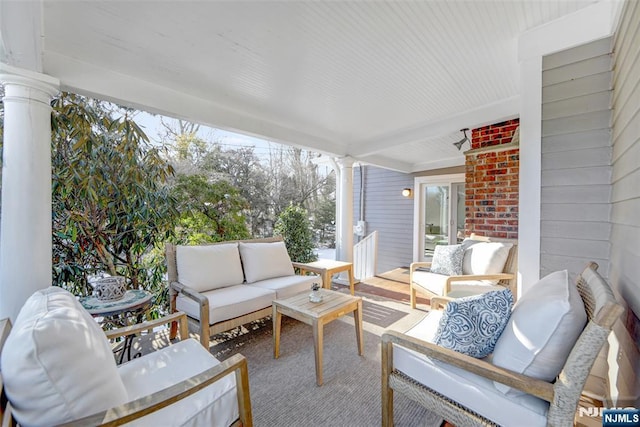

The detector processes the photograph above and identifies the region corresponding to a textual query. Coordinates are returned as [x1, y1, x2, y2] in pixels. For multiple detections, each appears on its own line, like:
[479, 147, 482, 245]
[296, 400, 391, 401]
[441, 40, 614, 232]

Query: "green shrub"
[274, 205, 318, 263]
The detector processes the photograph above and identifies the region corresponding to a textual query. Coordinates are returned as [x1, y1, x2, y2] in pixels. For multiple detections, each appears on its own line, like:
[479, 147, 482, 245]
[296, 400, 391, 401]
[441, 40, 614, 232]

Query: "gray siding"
[540, 38, 613, 280]
[611, 0, 640, 320]
[609, 1, 640, 405]
[353, 165, 413, 274]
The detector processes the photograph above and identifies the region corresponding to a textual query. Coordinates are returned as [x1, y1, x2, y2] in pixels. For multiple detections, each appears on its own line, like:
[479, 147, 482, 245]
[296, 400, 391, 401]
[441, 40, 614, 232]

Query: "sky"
[133, 111, 286, 158]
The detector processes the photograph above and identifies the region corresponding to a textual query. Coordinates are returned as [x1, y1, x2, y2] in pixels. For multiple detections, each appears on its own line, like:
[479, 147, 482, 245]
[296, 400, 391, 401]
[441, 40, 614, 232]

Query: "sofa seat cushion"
[412, 271, 502, 296]
[1, 287, 128, 427]
[119, 339, 238, 427]
[250, 274, 319, 300]
[176, 284, 276, 325]
[239, 241, 295, 283]
[393, 312, 549, 427]
[176, 243, 244, 292]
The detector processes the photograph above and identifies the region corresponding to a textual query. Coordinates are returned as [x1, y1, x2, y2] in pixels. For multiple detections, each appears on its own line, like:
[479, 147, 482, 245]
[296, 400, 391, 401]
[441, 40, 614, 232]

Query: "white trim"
[518, 56, 543, 297]
[412, 173, 465, 262]
[518, 0, 621, 61]
[348, 96, 520, 158]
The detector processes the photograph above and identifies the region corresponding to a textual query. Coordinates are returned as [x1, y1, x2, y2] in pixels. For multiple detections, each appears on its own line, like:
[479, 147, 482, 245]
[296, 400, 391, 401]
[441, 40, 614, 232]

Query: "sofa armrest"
[429, 296, 455, 310]
[59, 353, 253, 427]
[409, 262, 432, 275]
[380, 329, 555, 402]
[444, 273, 515, 294]
[169, 281, 210, 349]
[105, 311, 189, 342]
[291, 261, 309, 271]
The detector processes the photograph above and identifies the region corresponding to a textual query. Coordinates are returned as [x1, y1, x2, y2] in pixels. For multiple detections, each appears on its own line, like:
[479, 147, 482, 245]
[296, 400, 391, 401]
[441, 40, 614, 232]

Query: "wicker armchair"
[382, 262, 623, 427]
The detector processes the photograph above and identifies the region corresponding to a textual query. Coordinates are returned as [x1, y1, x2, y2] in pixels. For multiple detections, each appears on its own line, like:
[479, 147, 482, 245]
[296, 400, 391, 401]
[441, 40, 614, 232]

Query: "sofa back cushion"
[176, 243, 244, 292]
[239, 241, 295, 283]
[462, 242, 512, 277]
[1, 286, 128, 426]
[491, 270, 587, 396]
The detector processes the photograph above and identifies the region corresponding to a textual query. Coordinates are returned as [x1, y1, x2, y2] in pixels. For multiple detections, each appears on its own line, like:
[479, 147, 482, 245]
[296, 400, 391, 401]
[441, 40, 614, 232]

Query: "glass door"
[413, 174, 465, 261]
[423, 185, 450, 257]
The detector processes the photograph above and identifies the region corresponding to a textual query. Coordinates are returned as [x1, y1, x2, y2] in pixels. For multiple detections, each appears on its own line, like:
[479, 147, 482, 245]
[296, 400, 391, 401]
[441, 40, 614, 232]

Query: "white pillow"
[176, 243, 244, 292]
[1, 287, 128, 426]
[462, 242, 512, 277]
[491, 270, 587, 396]
[239, 241, 295, 283]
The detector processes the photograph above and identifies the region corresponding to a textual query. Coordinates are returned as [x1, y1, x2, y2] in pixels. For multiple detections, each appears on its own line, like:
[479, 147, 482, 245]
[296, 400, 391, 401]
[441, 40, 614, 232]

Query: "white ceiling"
[3, 0, 600, 172]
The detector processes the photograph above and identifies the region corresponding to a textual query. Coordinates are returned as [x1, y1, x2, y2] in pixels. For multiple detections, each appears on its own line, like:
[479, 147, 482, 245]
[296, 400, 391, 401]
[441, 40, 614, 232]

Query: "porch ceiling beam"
[410, 157, 465, 173]
[353, 155, 414, 174]
[346, 96, 520, 159]
[0, 1, 44, 71]
[43, 52, 346, 157]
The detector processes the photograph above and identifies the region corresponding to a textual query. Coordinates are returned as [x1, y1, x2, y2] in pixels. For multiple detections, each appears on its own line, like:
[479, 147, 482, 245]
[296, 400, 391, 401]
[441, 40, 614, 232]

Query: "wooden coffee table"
[272, 288, 364, 386]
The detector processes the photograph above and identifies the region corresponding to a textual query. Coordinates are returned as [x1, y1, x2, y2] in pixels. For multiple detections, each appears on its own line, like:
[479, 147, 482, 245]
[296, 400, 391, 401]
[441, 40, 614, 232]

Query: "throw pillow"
[430, 244, 464, 276]
[491, 270, 587, 396]
[176, 243, 244, 292]
[239, 241, 295, 283]
[434, 288, 513, 358]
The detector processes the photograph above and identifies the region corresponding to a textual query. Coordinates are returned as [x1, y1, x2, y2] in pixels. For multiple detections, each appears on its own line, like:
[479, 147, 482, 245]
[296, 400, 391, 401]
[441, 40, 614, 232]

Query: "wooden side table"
[79, 289, 153, 364]
[272, 289, 363, 386]
[293, 259, 356, 295]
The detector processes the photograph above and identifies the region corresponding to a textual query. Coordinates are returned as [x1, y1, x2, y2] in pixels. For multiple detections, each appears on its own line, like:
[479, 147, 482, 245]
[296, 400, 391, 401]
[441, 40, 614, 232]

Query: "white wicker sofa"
[166, 237, 319, 348]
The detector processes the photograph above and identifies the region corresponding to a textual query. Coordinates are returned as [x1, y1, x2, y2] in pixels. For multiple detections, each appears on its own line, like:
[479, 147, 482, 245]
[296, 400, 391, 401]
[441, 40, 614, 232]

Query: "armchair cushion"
[434, 288, 513, 358]
[462, 242, 512, 281]
[176, 243, 244, 292]
[1, 287, 128, 426]
[430, 244, 464, 276]
[394, 311, 549, 426]
[119, 339, 238, 427]
[492, 270, 587, 396]
[411, 270, 503, 297]
[239, 241, 295, 283]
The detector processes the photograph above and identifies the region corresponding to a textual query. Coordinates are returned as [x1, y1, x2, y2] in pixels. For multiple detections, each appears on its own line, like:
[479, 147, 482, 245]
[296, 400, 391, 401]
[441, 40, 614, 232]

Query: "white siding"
[540, 38, 613, 280]
[353, 165, 413, 274]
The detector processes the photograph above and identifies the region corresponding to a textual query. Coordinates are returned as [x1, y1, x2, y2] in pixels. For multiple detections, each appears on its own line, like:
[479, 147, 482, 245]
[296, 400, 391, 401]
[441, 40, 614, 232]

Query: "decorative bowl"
[92, 276, 127, 301]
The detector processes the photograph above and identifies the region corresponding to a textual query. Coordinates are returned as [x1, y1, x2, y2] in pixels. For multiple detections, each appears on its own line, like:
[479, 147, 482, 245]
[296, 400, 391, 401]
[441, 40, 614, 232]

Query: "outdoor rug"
[134, 293, 439, 427]
[210, 316, 441, 427]
[359, 298, 408, 328]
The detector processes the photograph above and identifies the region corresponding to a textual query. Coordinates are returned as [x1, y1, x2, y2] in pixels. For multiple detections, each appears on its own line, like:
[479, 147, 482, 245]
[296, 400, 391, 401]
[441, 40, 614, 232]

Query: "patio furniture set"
[0, 236, 623, 427]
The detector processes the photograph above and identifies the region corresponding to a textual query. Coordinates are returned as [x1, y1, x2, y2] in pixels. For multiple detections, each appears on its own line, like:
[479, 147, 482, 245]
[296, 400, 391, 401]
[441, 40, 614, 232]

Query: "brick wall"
[465, 119, 519, 239]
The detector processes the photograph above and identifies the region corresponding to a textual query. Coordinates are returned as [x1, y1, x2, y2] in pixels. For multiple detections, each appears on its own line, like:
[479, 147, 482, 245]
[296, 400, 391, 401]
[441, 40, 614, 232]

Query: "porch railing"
[353, 230, 378, 281]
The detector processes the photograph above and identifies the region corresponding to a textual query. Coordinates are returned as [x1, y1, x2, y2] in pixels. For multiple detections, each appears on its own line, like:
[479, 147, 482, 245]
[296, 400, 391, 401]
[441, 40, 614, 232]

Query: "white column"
[336, 157, 354, 263]
[0, 66, 59, 322]
[517, 56, 542, 297]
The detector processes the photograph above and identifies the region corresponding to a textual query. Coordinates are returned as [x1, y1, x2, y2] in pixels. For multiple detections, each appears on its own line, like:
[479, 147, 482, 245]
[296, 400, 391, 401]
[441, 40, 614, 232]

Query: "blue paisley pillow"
[434, 289, 513, 358]
[430, 244, 464, 276]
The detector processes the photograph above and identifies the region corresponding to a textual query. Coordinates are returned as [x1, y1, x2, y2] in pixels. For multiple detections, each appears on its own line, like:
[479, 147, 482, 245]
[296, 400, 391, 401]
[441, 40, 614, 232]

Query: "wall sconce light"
[453, 128, 470, 151]
[401, 188, 412, 198]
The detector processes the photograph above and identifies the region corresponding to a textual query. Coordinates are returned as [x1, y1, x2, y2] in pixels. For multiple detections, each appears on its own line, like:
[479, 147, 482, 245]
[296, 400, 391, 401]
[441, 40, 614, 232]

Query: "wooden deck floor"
[333, 267, 431, 307]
